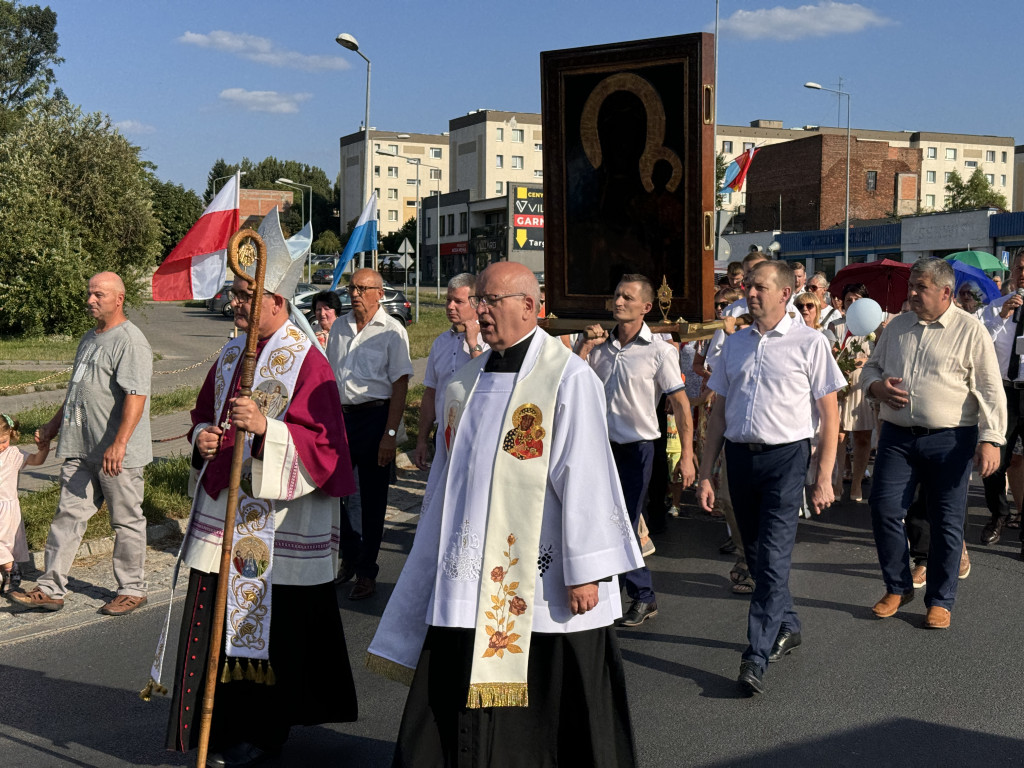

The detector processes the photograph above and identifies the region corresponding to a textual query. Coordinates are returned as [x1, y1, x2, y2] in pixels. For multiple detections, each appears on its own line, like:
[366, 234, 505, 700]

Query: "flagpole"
[195, 229, 267, 768]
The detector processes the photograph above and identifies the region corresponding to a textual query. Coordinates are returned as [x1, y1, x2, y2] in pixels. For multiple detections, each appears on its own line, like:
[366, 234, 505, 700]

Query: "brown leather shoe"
[348, 576, 376, 601]
[911, 564, 927, 589]
[7, 587, 64, 612]
[980, 516, 1004, 545]
[100, 594, 148, 616]
[924, 605, 951, 629]
[872, 590, 914, 618]
[958, 542, 971, 579]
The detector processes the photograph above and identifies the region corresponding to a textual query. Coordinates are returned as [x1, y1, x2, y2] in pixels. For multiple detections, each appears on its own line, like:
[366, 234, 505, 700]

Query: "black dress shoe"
[737, 660, 765, 696]
[718, 537, 738, 555]
[205, 742, 269, 767]
[617, 600, 658, 627]
[768, 629, 802, 662]
[980, 516, 1004, 545]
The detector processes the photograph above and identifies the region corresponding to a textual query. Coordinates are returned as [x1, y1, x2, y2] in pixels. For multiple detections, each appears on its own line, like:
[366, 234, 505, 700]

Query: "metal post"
[804, 81, 852, 269]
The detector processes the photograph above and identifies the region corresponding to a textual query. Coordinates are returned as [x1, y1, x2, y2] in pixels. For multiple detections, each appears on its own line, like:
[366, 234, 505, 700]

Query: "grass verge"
[20, 454, 193, 550]
[407, 306, 450, 359]
[0, 369, 72, 396]
[0, 335, 80, 362]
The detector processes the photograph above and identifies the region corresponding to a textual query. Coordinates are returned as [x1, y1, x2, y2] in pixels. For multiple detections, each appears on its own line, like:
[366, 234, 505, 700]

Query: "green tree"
[0, 1, 62, 114]
[944, 168, 1008, 211]
[312, 230, 341, 255]
[0, 99, 161, 335]
[150, 177, 203, 260]
[381, 217, 416, 254]
[715, 151, 728, 209]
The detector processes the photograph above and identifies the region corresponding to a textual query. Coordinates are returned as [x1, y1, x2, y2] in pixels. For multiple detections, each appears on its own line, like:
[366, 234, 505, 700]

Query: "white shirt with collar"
[326, 305, 414, 405]
[704, 294, 805, 371]
[586, 322, 685, 443]
[424, 328, 489, 419]
[708, 312, 845, 445]
[982, 292, 1023, 383]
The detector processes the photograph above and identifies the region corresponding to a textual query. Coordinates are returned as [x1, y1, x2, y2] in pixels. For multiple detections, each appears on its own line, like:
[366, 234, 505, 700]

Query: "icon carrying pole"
[195, 229, 267, 768]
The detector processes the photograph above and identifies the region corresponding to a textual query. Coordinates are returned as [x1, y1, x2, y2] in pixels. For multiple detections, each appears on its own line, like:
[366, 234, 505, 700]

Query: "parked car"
[312, 267, 334, 284]
[311, 254, 336, 265]
[296, 281, 412, 326]
[205, 282, 235, 316]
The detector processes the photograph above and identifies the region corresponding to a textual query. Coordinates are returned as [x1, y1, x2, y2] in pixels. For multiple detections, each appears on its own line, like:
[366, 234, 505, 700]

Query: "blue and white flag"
[331, 194, 378, 290]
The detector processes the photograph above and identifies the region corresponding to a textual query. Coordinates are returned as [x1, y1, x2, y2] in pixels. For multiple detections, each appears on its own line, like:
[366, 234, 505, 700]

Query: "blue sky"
[45, 0, 1021, 195]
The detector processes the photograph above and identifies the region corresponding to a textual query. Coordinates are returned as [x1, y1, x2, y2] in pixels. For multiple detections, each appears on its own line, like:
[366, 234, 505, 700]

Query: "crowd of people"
[1, 239, 1021, 765]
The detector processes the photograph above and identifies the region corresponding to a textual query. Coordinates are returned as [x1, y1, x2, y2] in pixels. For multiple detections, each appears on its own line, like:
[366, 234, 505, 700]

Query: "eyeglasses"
[348, 284, 382, 295]
[714, 302, 729, 309]
[468, 292, 527, 308]
[229, 290, 254, 304]
[796, 303, 817, 310]
[806, 284, 822, 292]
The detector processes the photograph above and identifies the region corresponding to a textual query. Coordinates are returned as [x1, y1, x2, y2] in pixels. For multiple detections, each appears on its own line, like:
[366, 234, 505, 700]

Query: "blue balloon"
[845, 298, 883, 336]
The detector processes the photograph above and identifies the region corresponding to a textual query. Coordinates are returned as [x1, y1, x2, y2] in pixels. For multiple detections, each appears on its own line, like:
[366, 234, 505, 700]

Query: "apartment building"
[448, 110, 544, 201]
[338, 129, 450, 238]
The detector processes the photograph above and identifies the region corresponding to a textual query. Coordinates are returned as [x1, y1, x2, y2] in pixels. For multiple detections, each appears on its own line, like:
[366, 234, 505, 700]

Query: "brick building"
[239, 189, 295, 228]
[744, 134, 920, 233]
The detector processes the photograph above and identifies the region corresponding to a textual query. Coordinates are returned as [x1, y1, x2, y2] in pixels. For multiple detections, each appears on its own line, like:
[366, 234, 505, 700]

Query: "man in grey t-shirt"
[8, 272, 153, 616]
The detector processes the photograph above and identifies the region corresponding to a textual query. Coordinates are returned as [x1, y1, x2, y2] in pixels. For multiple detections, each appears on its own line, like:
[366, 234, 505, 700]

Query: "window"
[986, 151, 996, 162]
[534, 169, 543, 178]
[1001, 175, 1007, 186]
[925, 194, 935, 208]
[945, 148, 957, 160]
[459, 212, 467, 233]
[964, 160, 978, 168]
[743, 142, 755, 151]
[407, 200, 416, 206]
[439, 216, 446, 236]
[426, 217, 431, 237]
[511, 155, 524, 169]
[944, 172, 952, 183]
[722, 140, 733, 154]
[429, 168, 442, 180]
[926, 170, 936, 183]
[387, 210, 398, 222]
[374, 165, 380, 176]
[927, 147, 937, 159]
[985, 174, 995, 185]
[447, 214, 455, 233]
[511, 128, 524, 142]
[534, 143, 543, 151]
[387, 144, 399, 154]
[374, 142, 381, 151]
[496, 127, 504, 141]
[1002, 151, 1008, 163]
[406, 178, 417, 185]
[722, 191, 732, 204]
[495, 181, 504, 194]
[374, 187, 380, 198]
[430, 147, 442, 159]
[387, 166, 398, 177]
[866, 171, 877, 191]
[496, 155, 504, 168]
[387, 188, 398, 199]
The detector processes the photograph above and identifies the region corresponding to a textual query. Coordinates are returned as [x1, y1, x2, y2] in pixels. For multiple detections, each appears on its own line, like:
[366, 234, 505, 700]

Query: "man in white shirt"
[698, 260, 844, 696]
[326, 268, 414, 600]
[579, 274, 695, 627]
[413, 273, 487, 472]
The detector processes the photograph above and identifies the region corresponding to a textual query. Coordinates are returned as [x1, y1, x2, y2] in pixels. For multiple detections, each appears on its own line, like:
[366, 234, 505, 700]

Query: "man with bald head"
[9, 272, 153, 615]
[326, 267, 413, 600]
[369, 261, 643, 766]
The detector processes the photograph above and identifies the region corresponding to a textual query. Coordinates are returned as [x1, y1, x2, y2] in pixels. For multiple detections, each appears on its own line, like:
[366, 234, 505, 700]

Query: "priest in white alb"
[368, 262, 643, 767]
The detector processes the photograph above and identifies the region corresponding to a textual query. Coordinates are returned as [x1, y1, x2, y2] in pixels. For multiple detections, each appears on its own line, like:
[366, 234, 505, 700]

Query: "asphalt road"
[2, 484, 1023, 768]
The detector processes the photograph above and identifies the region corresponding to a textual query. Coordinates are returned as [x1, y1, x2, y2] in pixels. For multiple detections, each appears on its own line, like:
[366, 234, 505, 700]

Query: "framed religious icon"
[541, 33, 716, 321]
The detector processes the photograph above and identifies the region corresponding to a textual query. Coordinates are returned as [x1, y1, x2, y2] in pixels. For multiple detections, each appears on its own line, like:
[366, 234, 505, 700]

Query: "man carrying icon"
[863, 257, 1005, 630]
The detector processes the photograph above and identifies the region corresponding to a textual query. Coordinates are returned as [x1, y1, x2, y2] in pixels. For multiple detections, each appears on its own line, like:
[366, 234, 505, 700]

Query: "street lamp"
[805, 81, 851, 269]
[276, 177, 314, 280]
[337, 33, 371, 252]
[213, 170, 246, 195]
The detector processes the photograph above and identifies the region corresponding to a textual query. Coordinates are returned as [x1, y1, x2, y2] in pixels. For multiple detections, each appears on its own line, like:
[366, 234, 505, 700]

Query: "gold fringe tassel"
[245, 660, 257, 681]
[138, 677, 168, 702]
[255, 661, 266, 684]
[231, 659, 243, 681]
[465, 682, 529, 709]
[365, 653, 415, 687]
[220, 660, 231, 684]
[265, 662, 276, 686]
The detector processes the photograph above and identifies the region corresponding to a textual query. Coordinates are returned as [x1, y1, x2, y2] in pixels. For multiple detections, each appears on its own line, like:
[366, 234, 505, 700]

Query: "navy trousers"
[611, 441, 656, 603]
[340, 404, 393, 580]
[725, 439, 810, 671]
[869, 422, 976, 609]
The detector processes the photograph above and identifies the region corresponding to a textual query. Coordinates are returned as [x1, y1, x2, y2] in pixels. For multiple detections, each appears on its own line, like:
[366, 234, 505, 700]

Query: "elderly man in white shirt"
[698, 260, 844, 696]
[326, 268, 414, 600]
[413, 273, 487, 473]
[579, 274, 695, 628]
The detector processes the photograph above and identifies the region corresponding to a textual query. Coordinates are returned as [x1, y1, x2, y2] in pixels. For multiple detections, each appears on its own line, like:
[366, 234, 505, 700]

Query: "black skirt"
[165, 569, 358, 753]
[393, 626, 636, 768]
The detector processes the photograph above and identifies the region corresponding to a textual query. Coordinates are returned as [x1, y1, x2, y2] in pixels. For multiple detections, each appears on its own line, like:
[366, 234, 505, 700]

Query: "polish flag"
[151, 174, 240, 300]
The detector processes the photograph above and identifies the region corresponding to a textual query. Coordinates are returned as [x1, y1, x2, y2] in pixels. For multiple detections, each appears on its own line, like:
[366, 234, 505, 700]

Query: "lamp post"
[276, 177, 313, 281]
[805, 81, 851, 269]
[337, 33, 371, 254]
[212, 170, 246, 195]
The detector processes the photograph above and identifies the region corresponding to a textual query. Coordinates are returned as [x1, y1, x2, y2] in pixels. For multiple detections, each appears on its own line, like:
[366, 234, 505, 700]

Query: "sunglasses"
[714, 302, 729, 309]
[796, 303, 817, 310]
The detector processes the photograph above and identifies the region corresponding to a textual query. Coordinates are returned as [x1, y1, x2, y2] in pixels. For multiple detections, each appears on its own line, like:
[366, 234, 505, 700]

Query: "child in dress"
[0, 414, 51, 595]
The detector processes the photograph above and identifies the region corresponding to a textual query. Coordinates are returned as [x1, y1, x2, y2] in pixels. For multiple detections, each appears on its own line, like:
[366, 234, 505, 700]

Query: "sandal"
[729, 559, 749, 585]
[732, 575, 755, 594]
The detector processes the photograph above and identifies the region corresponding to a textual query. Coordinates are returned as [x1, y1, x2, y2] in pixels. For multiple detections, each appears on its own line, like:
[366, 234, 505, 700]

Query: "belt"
[727, 439, 806, 453]
[1003, 381, 1024, 390]
[889, 424, 952, 437]
[341, 399, 389, 413]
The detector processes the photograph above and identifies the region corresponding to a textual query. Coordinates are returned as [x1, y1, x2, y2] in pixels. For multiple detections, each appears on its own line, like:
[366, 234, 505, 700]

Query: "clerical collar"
[484, 329, 536, 373]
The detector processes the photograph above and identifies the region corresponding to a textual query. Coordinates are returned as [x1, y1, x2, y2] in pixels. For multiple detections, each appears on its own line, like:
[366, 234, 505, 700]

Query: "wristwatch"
[473, 343, 484, 352]
[387, 428, 397, 437]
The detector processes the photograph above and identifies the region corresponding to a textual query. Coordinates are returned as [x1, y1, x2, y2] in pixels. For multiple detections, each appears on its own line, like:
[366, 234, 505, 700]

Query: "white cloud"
[218, 88, 312, 114]
[113, 119, 156, 135]
[179, 30, 349, 72]
[718, 1, 893, 41]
